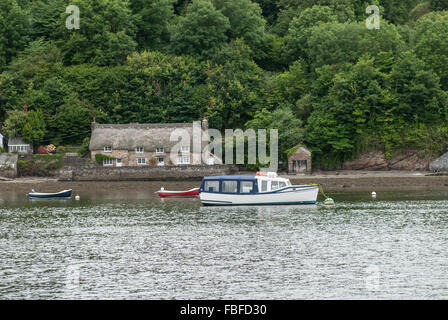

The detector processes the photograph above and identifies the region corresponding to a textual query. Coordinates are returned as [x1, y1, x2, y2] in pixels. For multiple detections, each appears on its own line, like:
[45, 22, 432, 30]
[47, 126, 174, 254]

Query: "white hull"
[200, 185, 319, 206]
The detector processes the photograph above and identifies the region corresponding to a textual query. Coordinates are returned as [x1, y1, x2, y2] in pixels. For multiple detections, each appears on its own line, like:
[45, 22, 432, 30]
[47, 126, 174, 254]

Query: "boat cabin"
[199, 173, 292, 194]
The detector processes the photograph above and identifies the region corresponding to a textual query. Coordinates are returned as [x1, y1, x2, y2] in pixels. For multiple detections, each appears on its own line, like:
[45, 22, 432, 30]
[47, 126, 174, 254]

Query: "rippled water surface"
[1, 185, 448, 299]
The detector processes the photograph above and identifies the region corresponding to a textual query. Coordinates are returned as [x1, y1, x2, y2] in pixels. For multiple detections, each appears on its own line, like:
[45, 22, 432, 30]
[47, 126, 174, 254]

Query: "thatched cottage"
[89, 119, 219, 167]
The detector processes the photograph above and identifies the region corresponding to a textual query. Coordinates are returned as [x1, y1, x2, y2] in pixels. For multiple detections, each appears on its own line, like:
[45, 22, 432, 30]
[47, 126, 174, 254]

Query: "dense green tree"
[21, 109, 47, 148]
[57, 0, 138, 65]
[205, 39, 265, 129]
[389, 51, 447, 124]
[0, 0, 30, 69]
[431, 0, 448, 11]
[414, 12, 448, 90]
[246, 106, 304, 163]
[130, 0, 175, 51]
[29, 0, 66, 41]
[305, 21, 405, 69]
[2, 109, 27, 137]
[212, 0, 266, 53]
[169, 0, 230, 60]
[283, 5, 338, 64]
[267, 60, 309, 116]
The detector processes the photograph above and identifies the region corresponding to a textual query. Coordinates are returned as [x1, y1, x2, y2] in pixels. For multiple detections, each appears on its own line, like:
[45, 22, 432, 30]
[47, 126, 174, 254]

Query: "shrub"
[95, 153, 115, 165]
[78, 138, 90, 157]
[37, 146, 49, 154]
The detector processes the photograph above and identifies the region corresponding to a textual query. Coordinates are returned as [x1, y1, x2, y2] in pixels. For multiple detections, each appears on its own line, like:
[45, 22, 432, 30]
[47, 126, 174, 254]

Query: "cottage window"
[178, 155, 190, 164]
[136, 147, 144, 153]
[181, 145, 190, 153]
[156, 147, 164, 154]
[103, 158, 113, 166]
[137, 157, 146, 165]
[157, 157, 164, 166]
[104, 146, 112, 152]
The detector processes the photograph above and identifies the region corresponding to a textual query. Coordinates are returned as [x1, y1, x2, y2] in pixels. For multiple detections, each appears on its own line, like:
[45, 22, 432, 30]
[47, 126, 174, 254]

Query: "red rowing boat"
[157, 187, 200, 198]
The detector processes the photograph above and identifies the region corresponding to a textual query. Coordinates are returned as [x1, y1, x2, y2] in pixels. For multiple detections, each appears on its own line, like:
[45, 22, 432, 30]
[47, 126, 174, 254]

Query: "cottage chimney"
[91, 117, 97, 132]
[202, 117, 208, 131]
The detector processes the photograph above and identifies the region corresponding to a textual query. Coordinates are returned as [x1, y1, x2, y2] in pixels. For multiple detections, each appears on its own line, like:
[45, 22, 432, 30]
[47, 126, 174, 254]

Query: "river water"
[0, 183, 448, 299]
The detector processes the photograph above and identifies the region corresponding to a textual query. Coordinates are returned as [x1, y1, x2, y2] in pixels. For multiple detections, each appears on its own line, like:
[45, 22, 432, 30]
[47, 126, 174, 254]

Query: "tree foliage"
[0, 0, 447, 169]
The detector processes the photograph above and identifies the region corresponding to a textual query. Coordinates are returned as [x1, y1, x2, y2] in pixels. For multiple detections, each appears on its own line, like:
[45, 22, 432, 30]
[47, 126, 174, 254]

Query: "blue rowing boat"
[27, 189, 72, 199]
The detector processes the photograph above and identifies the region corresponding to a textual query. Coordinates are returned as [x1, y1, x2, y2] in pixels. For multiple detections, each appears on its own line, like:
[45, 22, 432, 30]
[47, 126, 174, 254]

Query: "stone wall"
[60, 164, 239, 181]
[0, 154, 18, 178]
[63, 155, 91, 167]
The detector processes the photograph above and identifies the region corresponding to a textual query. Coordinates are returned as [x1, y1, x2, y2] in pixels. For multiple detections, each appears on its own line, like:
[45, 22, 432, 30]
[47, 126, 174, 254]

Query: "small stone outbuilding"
[288, 146, 312, 174]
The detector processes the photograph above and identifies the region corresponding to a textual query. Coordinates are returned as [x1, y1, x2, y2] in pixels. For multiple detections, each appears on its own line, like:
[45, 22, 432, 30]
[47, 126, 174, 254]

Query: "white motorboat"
[199, 172, 319, 206]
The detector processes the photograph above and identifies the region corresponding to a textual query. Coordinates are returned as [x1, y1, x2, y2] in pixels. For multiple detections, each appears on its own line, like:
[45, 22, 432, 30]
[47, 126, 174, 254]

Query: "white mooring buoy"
[75, 195, 80, 201]
[371, 191, 377, 198]
[324, 197, 335, 206]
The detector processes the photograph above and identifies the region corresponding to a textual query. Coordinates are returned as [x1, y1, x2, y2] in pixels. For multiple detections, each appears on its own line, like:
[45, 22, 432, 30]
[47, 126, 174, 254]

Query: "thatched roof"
[89, 122, 207, 152]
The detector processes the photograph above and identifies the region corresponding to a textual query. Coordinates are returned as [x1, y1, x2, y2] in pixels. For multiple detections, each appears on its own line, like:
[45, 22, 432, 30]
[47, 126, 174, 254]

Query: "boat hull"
[157, 188, 199, 198]
[199, 185, 319, 206]
[28, 189, 73, 199]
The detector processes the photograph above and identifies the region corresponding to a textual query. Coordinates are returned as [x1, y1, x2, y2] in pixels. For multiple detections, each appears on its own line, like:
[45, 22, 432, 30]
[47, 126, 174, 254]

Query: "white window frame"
[157, 157, 164, 166]
[156, 147, 164, 154]
[180, 145, 190, 153]
[135, 147, 144, 153]
[104, 146, 112, 153]
[137, 157, 146, 165]
[103, 158, 113, 166]
[178, 155, 190, 164]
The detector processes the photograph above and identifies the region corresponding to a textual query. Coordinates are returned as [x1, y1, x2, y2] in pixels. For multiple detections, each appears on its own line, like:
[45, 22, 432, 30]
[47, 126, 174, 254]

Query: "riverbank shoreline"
[1, 170, 447, 192]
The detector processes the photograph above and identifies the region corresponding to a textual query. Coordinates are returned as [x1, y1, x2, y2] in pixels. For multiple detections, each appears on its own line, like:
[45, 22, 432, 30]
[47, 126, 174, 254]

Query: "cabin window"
[137, 157, 146, 165]
[181, 145, 190, 152]
[271, 180, 279, 190]
[103, 158, 113, 166]
[279, 181, 287, 188]
[240, 181, 254, 193]
[156, 147, 164, 153]
[178, 155, 190, 164]
[104, 146, 112, 152]
[204, 181, 219, 193]
[222, 180, 238, 193]
[261, 180, 268, 192]
[136, 147, 144, 153]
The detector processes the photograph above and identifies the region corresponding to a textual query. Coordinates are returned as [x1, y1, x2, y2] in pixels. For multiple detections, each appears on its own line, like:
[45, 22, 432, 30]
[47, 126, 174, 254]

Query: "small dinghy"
[27, 189, 72, 199]
[157, 187, 199, 198]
